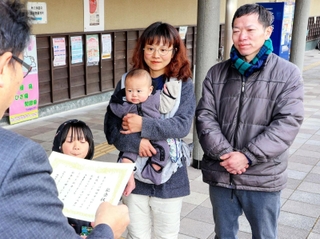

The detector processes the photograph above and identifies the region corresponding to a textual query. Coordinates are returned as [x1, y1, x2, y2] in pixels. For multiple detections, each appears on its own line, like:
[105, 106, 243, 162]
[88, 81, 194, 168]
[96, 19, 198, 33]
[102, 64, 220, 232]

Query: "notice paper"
[49, 151, 134, 222]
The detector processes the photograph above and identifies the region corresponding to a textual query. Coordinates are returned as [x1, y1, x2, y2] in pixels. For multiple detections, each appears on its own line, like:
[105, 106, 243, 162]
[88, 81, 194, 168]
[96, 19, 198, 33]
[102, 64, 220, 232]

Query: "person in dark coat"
[0, 1, 129, 238]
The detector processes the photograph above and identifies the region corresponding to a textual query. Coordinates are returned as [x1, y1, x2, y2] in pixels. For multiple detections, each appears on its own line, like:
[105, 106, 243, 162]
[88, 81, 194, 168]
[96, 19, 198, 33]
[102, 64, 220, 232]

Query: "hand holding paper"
[49, 151, 135, 222]
[94, 202, 129, 239]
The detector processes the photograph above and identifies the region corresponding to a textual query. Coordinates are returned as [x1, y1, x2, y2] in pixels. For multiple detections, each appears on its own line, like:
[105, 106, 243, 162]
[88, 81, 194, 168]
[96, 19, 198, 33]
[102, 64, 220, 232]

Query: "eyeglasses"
[11, 55, 32, 78]
[143, 47, 174, 56]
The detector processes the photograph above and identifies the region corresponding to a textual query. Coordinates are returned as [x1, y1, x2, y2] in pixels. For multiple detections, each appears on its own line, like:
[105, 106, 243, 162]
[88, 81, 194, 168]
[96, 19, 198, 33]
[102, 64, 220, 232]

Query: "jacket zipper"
[137, 103, 143, 116]
[229, 76, 246, 198]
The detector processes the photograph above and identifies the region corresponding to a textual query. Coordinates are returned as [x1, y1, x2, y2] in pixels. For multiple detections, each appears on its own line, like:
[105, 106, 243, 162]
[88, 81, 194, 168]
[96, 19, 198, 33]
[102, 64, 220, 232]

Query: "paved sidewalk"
[4, 50, 320, 239]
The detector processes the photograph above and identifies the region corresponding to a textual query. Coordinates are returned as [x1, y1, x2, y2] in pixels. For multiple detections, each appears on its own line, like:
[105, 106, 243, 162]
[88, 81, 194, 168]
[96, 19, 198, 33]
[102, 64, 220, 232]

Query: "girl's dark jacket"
[196, 53, 304, 192]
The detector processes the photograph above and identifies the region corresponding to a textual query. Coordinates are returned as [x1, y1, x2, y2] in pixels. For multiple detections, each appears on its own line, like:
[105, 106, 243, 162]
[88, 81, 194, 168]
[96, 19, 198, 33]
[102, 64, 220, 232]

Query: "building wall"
[31, 0, 198, 34]
[32, 0, 319, 35]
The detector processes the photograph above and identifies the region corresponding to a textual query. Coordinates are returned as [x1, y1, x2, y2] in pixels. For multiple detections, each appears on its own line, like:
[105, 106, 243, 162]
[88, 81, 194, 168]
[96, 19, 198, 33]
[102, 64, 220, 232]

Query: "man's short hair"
[0, 0, 32, 56]
[232, 4, 274, 29]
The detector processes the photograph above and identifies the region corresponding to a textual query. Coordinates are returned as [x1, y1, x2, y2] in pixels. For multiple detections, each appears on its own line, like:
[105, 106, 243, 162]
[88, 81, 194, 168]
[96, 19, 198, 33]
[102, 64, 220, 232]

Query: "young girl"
[52, 119, 94, 236]
[104, 22, 196, 239]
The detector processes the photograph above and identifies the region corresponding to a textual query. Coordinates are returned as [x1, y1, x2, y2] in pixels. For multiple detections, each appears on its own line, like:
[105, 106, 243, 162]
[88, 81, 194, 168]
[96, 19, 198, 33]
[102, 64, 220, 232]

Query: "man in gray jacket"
[196, 4, 304, 238]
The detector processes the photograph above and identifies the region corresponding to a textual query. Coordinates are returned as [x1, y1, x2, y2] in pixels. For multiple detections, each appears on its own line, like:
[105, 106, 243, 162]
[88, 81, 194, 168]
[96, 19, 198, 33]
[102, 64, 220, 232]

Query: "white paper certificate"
[49, 151, 134, 222]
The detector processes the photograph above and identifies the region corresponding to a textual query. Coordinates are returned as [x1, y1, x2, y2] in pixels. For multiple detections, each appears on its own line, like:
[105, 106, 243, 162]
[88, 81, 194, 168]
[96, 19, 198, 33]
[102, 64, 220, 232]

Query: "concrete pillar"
[192, 0, 220, 169]
[223, 0, 238, 60]
[290, 0, 311, 71]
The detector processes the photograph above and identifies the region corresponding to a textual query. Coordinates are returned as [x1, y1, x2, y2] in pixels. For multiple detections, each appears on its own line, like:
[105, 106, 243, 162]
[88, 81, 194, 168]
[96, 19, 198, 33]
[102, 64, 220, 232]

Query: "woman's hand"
[120, 113, 142, 134]
[139, 138, 156, 157]
[123, 172, 136, 196]
[121, 158, 136, 196]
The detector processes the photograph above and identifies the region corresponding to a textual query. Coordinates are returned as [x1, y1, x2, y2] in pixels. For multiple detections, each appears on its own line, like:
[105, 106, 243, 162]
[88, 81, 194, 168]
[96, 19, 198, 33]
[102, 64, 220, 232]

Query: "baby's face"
[125, 76, 153, 104]
[62, 128, 89, 159]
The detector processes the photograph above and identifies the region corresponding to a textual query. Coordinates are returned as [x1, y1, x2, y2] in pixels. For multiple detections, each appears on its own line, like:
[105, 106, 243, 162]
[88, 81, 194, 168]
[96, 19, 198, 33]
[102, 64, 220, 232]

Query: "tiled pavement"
[3, 50, 320, 238]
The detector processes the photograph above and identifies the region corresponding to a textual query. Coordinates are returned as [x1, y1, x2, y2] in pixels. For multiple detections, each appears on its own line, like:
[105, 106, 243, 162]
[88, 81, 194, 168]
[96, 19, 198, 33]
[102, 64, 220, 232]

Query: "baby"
[109, 69, 178, 195]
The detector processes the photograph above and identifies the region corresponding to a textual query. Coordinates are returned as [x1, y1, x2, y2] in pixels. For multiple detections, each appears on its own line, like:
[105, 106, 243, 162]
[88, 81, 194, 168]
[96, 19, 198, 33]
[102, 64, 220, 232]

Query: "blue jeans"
[209, 185, 281, 239]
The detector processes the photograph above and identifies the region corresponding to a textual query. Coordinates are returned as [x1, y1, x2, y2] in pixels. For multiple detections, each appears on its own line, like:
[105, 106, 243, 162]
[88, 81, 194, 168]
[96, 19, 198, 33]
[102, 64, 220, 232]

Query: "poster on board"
[84, 0, 104, 32]
[101, 34, 112, 59]
[27, 2, 47, 24]
[53, 37, 66, 67]
[71, 36, 83, 64]
[9, 35, 39, 124]
[179, 26, 188, 40]
[86, 34, 100, 66]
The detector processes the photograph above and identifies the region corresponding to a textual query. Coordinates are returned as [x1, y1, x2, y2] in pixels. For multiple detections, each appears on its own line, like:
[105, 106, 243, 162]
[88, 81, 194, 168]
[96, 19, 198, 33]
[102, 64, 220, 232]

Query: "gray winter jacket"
[196, 53, 304, 192]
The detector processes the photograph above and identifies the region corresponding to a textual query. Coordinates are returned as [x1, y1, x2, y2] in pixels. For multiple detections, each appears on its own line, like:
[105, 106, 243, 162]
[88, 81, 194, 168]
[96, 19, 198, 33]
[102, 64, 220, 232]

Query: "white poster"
[101, 34, 112, 59]
[84, 0, 104, 32]
[27, 2, 47, 24]
[179, 26, 188, 40]
[53, 37, 66, 67]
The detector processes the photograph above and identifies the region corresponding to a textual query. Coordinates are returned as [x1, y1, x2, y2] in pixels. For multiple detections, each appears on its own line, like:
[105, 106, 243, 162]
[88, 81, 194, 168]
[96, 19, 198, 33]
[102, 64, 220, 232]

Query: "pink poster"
[9, 35, 39, 125]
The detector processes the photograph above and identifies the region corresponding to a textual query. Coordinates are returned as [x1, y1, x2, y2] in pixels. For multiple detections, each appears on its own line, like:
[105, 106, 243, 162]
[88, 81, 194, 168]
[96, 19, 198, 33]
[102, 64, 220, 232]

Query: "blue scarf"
[230, 38, 273, 77]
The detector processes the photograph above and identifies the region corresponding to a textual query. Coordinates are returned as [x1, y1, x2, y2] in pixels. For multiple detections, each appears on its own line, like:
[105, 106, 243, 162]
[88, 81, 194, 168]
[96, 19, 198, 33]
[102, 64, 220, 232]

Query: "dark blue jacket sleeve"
[0, 129, 114, 239]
